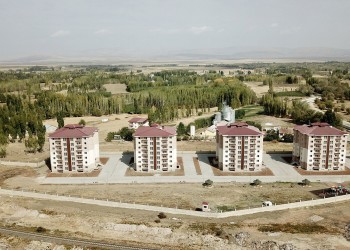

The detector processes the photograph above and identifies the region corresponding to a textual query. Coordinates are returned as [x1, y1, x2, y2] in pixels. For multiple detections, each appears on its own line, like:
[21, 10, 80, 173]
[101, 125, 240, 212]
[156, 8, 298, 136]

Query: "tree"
[322, 110, 342, 128]
[56, 112, 64, 128]
[235, 109, 246, 120]
[78, 119, 86, 126]
[25, 136, 38, 153]
[281, 133, 294, 143]
[117, 127, 134, 141]
[246, 121, 262, 131]
[264, 130, 279, 141]
[177, 122, 187, 136]
[37, 125, 46, 152]
[0, 147, 6, 158]
[286, 76, 294, 84]
[105, 132, 118, 142]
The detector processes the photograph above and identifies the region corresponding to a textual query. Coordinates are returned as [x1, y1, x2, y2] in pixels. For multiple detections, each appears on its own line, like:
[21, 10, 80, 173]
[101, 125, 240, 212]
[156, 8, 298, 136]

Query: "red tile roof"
[128, 117, 148, 123]
[134, 125, 176, 137]
[217, 122, 262, 136]
[294, 123, 347, 136]
[49, 124, 98, 138]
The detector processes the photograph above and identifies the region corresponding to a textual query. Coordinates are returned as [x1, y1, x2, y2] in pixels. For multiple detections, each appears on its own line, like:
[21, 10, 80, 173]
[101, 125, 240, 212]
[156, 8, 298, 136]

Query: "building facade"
[293, 122, 348, 171]
[49, 124, 99, 173]
[128, 117, 149, 129]
[133, 125, 177, 172]
[216, 122, 263, 172]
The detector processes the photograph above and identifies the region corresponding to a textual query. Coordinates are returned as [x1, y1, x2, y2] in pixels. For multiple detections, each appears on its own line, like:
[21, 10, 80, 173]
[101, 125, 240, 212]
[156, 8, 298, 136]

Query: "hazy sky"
[1, 0, 350, 59]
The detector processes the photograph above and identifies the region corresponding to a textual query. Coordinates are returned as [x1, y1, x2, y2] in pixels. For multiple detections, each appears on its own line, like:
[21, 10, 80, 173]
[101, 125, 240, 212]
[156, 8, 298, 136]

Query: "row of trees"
[0, 94, 46, 156]
[35, 82, 257, 123]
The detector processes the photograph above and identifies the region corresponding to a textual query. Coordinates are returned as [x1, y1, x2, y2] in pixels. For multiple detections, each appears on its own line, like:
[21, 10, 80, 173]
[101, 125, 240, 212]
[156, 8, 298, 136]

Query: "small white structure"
[262, 201, 273, 207]
[202, 202, 210, 212]
[45, 124, 58, 133]
[262, 122, 280, 132]
[190, 125, 195, 137]
[128, 117, 149, 129]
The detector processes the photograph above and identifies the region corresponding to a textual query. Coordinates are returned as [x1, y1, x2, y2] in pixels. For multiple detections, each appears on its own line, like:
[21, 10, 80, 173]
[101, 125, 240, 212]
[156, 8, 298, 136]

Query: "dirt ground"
[263, 141, 293, 152]
[0, 187, 350, 249]
[103, 83, 128, 94]
[1, 165, 345, 210]
[334, 100, 350, 122]
[243, 81, 300, 97]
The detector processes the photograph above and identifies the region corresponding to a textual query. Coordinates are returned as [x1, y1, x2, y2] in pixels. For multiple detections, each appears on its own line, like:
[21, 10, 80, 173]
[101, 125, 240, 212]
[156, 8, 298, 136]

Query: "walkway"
[1, 188, 350, 218]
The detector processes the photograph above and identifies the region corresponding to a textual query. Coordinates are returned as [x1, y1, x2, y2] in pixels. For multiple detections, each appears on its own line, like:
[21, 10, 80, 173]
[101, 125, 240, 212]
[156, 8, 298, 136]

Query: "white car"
[262, 201, 273, 207]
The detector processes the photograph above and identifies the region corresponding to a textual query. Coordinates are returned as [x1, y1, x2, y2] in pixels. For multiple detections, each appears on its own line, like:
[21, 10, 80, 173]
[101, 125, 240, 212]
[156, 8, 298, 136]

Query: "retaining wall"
[0, 160, 45, 168]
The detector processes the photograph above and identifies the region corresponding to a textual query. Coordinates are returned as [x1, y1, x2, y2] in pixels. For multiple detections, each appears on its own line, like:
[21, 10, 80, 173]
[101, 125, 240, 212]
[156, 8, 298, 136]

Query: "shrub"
[202, 179, 213, 187]
[78, 119, 86, 126]
[0, 147, 6, 158]
[154, 219, 161, 223]
[301, 179, 311, 186]
[158, 212, 167, 219]
[252, 179, 262, 186]
[105, 132, 118, 142]
[36, 226, 46, 233]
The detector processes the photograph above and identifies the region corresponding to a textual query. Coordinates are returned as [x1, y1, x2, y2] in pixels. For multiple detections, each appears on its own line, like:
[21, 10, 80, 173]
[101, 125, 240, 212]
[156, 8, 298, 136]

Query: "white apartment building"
[49, 124, 99, 173]
[128, 117, 149, 129]
[293, 122, 348, 171]
[216, 122, 263, 172]
[133, 125, 177, 172]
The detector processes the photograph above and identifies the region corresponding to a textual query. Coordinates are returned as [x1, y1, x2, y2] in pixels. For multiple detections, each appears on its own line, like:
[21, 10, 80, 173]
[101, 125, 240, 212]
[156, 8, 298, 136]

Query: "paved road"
[182, 153, 197, 177]
[263, 153, 300, 178]
[0, 226, 154, 250]
[197, 154, 215, 177]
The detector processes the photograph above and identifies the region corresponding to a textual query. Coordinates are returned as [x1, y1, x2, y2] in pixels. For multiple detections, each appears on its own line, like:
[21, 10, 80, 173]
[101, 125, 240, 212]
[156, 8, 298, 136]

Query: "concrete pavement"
[39, 152, 350, 185]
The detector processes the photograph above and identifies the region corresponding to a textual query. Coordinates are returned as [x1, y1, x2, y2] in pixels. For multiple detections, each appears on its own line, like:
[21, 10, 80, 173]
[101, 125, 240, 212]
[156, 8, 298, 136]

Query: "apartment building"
[133, 125, 177, 172]
[128, 117, 149, 129]
[293, 122, 348, 171]
[216, 122, 263, 172]
[49, 124, 99, 173]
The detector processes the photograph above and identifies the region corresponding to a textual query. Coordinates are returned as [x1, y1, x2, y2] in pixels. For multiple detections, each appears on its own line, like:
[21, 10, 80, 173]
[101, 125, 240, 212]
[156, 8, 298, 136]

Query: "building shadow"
[44, 157, 51, 171]
[120, 152, 133, 167]
[267, 153, 293, 165]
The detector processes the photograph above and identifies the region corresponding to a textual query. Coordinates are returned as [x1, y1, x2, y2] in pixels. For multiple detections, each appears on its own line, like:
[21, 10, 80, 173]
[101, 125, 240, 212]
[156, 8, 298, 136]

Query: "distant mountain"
[1, 47, 350, 64]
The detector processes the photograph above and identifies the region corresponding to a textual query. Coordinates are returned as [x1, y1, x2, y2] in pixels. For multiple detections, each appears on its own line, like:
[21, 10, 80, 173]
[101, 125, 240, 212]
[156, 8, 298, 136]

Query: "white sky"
[1, 0, 350, 59]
